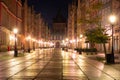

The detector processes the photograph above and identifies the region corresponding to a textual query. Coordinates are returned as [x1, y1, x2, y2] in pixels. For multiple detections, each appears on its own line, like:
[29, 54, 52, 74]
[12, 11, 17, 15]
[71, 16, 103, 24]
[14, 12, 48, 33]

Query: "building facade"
[100, 0, 120, 53]
[67, 0, 78, 49]
[0, 0, 22, 51]
[69, 0, 120, 53]
[51, 10, 67, 48]
[22, 0, 50, 50]
[0, 0, 50, 52]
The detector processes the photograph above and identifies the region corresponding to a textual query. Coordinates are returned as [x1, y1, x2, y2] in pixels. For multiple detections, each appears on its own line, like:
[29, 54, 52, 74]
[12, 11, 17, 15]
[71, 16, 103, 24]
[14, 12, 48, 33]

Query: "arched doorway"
[55, 42, 60, 48]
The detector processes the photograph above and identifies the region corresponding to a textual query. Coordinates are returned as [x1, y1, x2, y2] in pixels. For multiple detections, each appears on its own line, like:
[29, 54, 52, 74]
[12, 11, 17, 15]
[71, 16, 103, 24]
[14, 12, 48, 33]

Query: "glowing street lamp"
[109, 15, 116, 24]
[66, 38, 68, 42]
[108, 14, 116, 63]
[80, 34, 83, 38]
[65, 38, 69, 48]
[26, 36, 31, 53]
[32, 38, 36, 50]
[13, 28, 18, 57]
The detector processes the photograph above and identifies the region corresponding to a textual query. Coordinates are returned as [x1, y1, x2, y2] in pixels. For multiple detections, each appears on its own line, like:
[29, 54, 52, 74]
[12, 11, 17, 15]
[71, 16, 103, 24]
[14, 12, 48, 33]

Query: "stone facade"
[0, 0, 22, 51]
[52, 10, 67, 48]
[67, 0, 77, 49]
[68, 0, 120, 53]
[22, 0, 50, 50]
[101, 0, 120, 53]
[0, 0, 50, 51]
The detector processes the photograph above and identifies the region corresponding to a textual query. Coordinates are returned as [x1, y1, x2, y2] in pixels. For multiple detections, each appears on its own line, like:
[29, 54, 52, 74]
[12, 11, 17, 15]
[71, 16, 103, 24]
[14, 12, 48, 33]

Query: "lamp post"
[32, 39, 35, 51]
[27, 36, 31, 53]
[108, 15, 116, 63]
[13, 28, 18, 57]
[65, 38, 68, 47]
[79, 34, 83, 48]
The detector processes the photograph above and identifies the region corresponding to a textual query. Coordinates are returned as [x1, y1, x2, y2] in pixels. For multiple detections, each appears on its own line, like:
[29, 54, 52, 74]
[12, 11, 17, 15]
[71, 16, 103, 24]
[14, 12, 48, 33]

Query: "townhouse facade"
[0, 0, 50, 51]
[51, 10, 67, 48]
[67, 0, 77, 49]
[0, 0, 22, 51]
[68, 0, 120, 53]
[101, 0, 120, 53]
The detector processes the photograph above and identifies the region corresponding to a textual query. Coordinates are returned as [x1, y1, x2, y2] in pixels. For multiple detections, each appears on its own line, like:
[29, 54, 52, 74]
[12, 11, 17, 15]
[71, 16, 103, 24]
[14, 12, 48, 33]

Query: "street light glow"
[9, 35, 14, 40]
[28, 36, 31, 40]
[13, 28, 18, 57]
[80, 34, 83, 38]
[66, 38, 68, 41]
[13, 28, 18, 34]
[109, 15, 116, 24]
[107, 14, 116, 63]
[26, 35, 31, 41]
[62, 40, 65, 43]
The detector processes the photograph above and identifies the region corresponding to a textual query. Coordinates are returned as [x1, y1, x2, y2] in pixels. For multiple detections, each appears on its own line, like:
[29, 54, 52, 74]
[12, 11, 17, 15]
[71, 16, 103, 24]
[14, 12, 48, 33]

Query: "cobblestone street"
[0, 48, 119, 80]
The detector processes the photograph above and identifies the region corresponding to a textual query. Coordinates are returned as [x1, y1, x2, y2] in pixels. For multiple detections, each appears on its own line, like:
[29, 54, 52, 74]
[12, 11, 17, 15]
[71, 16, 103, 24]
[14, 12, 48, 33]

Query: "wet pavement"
[0, 48, 119, 80]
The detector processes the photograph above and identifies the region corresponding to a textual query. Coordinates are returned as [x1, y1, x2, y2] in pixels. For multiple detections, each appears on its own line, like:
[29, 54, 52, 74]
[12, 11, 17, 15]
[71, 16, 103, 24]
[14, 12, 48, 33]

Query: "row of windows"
[115, 27, 120, 33]
[0, 31, 6, 45]
[1, 6, 22, 33]
[1, 0, 22, 18]
[101, 0, 110, 4]
[51, 36, 64, 40]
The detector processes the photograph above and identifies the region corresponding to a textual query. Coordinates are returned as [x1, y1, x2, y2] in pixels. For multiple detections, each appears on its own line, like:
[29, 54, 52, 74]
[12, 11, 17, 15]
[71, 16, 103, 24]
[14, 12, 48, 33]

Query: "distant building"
[22, 0, 50, 49]
[51, 10, 67, 48]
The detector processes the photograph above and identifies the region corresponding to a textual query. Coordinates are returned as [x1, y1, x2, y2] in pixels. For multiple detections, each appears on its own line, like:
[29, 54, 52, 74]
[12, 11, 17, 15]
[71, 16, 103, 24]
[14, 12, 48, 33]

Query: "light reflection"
[63, 70, 84, 76]
[71, 53, 77, 59]
[61, 51, 69, 59]
[77, 55, 105, 77]
[7, 61, 22, 75]
[9, 61, 20, 66]
[109, 15, 116, 24]
[76, 56, 86, 66]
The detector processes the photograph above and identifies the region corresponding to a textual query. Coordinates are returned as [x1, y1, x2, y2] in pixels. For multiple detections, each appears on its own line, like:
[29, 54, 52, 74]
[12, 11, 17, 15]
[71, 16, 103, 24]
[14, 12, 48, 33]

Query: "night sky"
[27, 0, 72, 27]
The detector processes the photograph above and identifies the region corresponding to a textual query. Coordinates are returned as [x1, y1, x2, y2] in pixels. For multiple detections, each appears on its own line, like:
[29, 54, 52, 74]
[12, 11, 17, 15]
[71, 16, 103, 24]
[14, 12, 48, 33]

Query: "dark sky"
[27, 0, 72, 27]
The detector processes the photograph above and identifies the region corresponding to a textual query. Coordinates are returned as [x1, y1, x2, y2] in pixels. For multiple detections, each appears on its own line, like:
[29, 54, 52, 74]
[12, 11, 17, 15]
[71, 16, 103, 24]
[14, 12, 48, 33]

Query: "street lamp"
[79, 34, 83, 48]
[26, 36, 31, 53]
[80, 34, 83, 38]
[109, 15, 116, 63]
[27, 36, 31, 53]
[32, 38, 36, 51]
[66, 38, 68, 42]
[65, 38, 69, 48]
[13, 28, 18, 57]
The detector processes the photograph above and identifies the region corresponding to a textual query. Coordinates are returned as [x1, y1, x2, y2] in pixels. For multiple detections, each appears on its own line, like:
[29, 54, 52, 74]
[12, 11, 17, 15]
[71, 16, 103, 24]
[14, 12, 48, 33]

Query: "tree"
[78, 2, 103, 26]
[79, 3, 105, 47]
[85, 27, 109, 59]
[78, 1, 111, 57]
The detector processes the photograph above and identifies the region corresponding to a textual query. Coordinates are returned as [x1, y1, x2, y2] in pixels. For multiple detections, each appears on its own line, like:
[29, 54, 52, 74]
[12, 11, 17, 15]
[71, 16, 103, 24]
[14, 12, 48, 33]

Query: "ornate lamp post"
[27, 36, 31, 53]
[108, 15, 116, 63]
[79, 34, 83, 48]
[65, 38, 68, 48]
[13, 28, 18, 57]
[32, 38, 35, 51]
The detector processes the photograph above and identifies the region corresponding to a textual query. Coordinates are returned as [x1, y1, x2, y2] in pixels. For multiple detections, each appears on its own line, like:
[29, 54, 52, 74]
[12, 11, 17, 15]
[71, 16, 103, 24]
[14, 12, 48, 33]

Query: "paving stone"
[0, 49, 119, 80]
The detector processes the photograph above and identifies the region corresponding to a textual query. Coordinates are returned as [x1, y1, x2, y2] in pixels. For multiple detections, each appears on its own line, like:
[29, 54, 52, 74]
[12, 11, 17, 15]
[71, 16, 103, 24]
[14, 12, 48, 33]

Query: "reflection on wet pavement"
[0, 48, 119, 80]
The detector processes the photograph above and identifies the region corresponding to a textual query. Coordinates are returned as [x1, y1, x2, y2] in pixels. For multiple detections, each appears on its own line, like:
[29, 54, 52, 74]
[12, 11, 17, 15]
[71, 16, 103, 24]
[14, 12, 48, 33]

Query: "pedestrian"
[8, 46, 10, 51]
